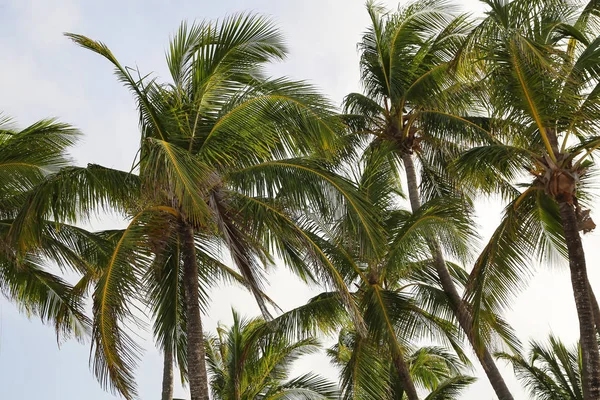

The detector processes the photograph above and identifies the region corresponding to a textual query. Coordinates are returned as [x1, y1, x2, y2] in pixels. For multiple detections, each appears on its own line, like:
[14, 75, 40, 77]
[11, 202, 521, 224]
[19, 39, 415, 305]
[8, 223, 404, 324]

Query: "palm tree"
[496, 335, 585, 400]
[268, 146, 506, 400]
[205, 309, 338, 400]
[272, 281, 466, 400]
[342, 1, 514, 398]
[328, 328, 475, 400]
[13, 15, 380, 400]
[0, 114, 93, 340]
[454, 1, 600, 397]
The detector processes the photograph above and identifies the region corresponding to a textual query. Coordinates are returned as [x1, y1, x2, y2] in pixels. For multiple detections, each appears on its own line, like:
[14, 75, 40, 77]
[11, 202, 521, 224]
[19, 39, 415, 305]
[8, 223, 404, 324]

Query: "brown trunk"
[588, 282, 600, 335]
[401, 153, 515, 400]
[181, 223, 210, 400]
[559, 202, 600, 400]
[393, 352, 420, 400]
[431, 242, 515, 400]
[401, 153, 422, 213]
[161, 346, 174, 400]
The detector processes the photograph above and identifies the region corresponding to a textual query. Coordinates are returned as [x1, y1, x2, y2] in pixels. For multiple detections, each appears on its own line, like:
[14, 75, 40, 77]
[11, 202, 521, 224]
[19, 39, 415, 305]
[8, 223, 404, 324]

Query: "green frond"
[226, 192, 367, 335]
[329, 328, 391, 400]
[10, 164, 139, 250]
[496, 334, 584, 400]
[0, 118, 79, 218]
[0, 252, 90, 342]
[230, 158, 385, 257]
[142, 138, 212, 226]
[196, 78, 343, 167]
[466, 188, 569, 343]
[167, 13, 286, 88]
[268, 373, 339, 399]
[90, 209, 168, 399]
[209, 192, 273, 319]
[65, 33, 168, 141]
[387, 196, 478, 269]
[409, 346, 467, 390]
[452, 144, 533, 200]
[207, 309, 336, 400]
[423, 375, 476, 400]
[269, 292, 348, 340]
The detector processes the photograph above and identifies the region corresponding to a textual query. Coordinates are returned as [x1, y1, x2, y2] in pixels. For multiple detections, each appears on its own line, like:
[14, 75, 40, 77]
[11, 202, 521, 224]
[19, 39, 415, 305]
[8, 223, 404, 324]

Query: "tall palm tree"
[496, 335, 585, 400]
[454, 1, 600, 397]
[91, 225, 275, 400]
[205, 309, 339, 400]
[0, 114, 92, 340]
[13, 15, 381, 400]
[328, 328, 475, 400]
[342, 1, 514, 398]
[268, 146, 507, 400]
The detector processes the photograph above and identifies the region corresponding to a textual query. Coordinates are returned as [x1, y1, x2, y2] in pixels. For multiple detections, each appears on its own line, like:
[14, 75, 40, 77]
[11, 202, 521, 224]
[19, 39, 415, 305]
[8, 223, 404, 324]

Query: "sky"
[0, 0, 598, 399]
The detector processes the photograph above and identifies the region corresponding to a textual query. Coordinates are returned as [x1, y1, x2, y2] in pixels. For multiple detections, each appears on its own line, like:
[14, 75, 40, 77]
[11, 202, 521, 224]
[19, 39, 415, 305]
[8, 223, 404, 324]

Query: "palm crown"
[328, 328, 475, 400]
[454, 0, 600, 397]
[206, 310, 339, 400]
[496, 334, 587, 400]
[7, 2, 600, 400]
[344, 0, 488, 202]
[10, 13, 383, 400]
[267, 146, 495, 400]
[458, 0, 600, 308]
[342, 2, 520, 398]
[0, 115, 94, 341]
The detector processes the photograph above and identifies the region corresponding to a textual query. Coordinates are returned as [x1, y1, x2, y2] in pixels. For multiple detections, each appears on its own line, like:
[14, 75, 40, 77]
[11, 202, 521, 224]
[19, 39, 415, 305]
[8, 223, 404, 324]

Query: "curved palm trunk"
[181, 223, 210, 400]
[558, 202, 600, 400]
[401, 153, 515, 400]
[392, 352, 419, 400]
[162, 346, 174, 400]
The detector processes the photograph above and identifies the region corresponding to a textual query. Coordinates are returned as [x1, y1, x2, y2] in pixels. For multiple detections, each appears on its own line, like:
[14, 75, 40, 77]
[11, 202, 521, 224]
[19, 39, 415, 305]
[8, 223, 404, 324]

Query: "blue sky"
[0, 0, 597, 399]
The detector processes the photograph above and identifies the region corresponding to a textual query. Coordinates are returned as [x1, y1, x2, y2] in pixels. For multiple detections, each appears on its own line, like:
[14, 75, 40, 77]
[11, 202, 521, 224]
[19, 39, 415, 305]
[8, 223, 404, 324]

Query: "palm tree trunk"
[401, 153, 515, 400]
[181, 223, 210, 400]
[558, 201, 600, 400]
[402, 153, 422, 212]
[392, 352, 420, 400]
[431, 241, 515, 400]
[161, 346, 174, 400]
[588, 282, 600, 334]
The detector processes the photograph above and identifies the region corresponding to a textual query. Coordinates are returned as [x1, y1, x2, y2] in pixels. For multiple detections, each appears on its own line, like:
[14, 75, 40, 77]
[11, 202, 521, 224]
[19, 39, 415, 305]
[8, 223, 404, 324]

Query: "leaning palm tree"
[496, 335, 585, 400]
[269, 146, 505, 400]
[454, 1, 600, 397]
[342, 1, 514, 398]
[0, 114, 92, 340]
[12, 15, 381, 400]
[205, 309, 339, 400]
[272, 278, 467, 400]
[328, 328, 475, 400]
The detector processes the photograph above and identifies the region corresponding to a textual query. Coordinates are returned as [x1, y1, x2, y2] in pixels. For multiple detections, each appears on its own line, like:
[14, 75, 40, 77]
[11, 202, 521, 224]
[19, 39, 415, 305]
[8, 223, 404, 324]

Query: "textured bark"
[402, 153, 515, 400]
[181, 223, 210, 400]
[431, 241, 515, 400]
[401, 153, 422, 213]
[588, 282, 600, 335]
[393, 352, 420, 400]
[161, 346, 174, 400]
[559, 201, 600, 400]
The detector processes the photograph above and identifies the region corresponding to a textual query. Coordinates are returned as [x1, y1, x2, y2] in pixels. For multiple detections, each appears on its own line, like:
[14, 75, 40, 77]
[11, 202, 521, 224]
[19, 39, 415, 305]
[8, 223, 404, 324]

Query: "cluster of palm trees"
[3, 0, 600, 399]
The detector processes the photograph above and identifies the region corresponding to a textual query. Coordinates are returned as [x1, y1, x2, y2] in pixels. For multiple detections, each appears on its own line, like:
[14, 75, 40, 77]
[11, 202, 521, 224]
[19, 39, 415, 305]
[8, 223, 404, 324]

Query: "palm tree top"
[497, 334, 585, 400]
[206, 309, 339, 400]
[16, 11, 383, 399]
